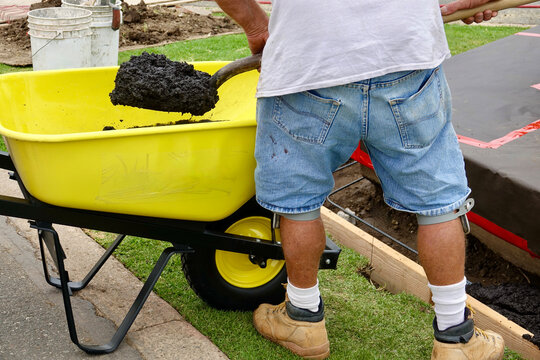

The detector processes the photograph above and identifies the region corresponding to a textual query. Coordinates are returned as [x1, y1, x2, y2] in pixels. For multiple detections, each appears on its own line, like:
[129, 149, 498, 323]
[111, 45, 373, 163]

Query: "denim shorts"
[254, 66, 470, 217]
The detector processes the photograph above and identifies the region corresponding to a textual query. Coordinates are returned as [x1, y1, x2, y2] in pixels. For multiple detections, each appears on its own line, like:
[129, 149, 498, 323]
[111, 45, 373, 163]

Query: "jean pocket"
[272, 90, 341, 145]
[389, 67, 447, 149]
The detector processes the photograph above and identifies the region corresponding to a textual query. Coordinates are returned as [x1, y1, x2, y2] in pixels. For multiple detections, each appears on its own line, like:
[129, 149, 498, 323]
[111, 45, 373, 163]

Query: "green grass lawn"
[0, 24, 530, 359]
[87, 231, 523, 360]
[0, 63, 31, 75]
[444, 24, 527, 54]
[89, 230, 438, 359]
[118, 33, 252, 62]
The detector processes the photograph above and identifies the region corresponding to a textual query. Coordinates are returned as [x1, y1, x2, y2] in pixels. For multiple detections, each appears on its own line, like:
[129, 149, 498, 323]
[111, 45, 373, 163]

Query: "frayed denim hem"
[255, 196, 325, 215]
[384, 190, 471, 217]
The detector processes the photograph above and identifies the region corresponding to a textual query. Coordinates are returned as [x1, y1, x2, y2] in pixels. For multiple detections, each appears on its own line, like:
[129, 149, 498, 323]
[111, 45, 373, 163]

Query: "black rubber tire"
[181, 210, 287, 310]
[181, 246, 286, 310]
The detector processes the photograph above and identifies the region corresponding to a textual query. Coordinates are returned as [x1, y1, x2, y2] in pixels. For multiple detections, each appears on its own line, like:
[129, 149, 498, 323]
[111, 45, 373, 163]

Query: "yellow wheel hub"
[215, 217, 285, 288]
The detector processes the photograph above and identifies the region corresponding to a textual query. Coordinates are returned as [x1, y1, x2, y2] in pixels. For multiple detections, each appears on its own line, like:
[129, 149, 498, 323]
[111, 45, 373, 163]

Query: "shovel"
[109, 53, 262, 115]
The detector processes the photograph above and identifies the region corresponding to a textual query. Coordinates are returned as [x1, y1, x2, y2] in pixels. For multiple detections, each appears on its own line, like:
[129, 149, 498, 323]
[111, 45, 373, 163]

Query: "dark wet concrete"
[109, 52, 218, 115]
[467, 283, 540, 348]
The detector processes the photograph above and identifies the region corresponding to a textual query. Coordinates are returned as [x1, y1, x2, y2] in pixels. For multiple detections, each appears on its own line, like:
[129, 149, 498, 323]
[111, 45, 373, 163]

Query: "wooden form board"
[320, 207, 539, 359]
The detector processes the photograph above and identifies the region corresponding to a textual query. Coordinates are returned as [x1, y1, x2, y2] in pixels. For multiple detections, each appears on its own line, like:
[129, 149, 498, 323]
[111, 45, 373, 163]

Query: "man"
[214, 1, 504, 359]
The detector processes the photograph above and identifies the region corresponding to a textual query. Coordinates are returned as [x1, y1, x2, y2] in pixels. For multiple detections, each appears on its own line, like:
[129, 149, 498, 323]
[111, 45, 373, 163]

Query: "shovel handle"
[209, 53, 262, 90]
[442, 0, 536, 23]
[112, 8, 121, 30]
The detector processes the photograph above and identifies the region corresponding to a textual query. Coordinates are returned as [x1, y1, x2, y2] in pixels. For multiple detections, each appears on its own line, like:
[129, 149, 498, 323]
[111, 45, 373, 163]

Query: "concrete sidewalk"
[0, 169, 229, 360]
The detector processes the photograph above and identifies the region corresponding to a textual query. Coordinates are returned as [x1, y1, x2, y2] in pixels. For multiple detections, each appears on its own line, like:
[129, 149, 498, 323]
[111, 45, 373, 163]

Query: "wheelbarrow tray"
[0, 62, 259, 221]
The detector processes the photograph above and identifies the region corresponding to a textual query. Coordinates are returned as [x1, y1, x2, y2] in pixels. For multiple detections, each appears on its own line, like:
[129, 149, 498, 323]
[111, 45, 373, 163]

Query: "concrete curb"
[0, 169, 229, 359]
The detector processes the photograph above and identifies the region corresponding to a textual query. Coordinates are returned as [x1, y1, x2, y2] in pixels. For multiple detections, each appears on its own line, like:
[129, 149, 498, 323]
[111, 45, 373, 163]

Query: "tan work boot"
[253, 298, 330, 359]
[431, 307, 504, 360]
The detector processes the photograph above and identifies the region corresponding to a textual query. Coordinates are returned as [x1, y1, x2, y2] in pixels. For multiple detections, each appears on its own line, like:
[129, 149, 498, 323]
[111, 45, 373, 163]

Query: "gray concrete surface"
[0, 217, 142, 360]
[0, 169, 229, 360]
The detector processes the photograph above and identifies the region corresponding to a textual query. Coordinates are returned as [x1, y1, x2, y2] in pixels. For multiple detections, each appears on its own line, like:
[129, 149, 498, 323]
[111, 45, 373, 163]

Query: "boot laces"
[466, 304, 476, 318]
[272, 302, 287, 314]
[466, 305, 490, 340]
[474, 327, 489, 339]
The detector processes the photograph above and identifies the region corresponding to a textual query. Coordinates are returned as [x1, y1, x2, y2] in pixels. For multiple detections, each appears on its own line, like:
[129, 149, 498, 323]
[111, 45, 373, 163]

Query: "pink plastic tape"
[516, 32, 540, 38]
[457, 119, 540, 149]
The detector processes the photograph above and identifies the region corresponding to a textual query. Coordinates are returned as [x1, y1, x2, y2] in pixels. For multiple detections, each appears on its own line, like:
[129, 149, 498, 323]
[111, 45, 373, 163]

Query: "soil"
[0, 0, 240, 66]
[29, 0, 62, 10]
[118, 1, 239, 47]
[110, 51, 218, 114]
[1, 0, 537, 348]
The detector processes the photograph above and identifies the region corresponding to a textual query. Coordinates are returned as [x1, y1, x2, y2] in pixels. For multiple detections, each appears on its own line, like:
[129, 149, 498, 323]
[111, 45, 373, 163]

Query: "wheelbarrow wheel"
[181, 216, 287, 310]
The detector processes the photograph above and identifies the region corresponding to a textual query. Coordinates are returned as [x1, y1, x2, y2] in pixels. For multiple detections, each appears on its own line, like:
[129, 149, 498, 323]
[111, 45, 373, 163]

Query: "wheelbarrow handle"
[442, 0, 536, 23]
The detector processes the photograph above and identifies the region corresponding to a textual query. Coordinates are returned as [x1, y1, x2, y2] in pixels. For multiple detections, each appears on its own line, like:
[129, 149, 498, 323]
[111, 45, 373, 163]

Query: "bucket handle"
[31, 31, 63, 59]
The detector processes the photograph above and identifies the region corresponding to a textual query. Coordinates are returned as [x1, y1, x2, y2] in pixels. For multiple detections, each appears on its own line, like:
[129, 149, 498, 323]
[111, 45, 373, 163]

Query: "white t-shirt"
[256, 0, 450, 97]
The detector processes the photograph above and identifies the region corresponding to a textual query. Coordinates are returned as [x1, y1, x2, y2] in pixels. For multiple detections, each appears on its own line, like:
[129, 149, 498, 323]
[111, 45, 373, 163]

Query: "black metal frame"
[33, 221, 192, 354]
[327, 161, 418, 255]
[0, 151, 341, 354]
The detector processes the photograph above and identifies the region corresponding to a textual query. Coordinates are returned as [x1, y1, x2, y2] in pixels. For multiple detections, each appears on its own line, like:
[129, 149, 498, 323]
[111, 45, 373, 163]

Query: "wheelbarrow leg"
[32, 221, 190, 354]
[32, 221, 126, 293]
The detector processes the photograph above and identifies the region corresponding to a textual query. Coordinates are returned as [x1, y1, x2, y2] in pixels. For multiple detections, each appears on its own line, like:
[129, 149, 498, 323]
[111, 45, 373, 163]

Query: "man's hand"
[441, 0, 498, 24]
[245, 23, 269, 56]
[214, 0, 269, 55]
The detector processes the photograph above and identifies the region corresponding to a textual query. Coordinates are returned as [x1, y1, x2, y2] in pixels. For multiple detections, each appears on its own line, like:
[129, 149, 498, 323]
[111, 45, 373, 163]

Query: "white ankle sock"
[428, 277, 468, 331]
[287, 278, 321, 312]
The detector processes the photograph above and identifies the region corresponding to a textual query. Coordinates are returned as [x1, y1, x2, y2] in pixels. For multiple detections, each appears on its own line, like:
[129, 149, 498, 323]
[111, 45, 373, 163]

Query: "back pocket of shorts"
[389, 68, 446, 149]
[272, 91, 341, 144]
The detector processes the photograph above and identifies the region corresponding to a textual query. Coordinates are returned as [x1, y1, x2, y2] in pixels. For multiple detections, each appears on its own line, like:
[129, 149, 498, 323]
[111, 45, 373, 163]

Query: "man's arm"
[441, 0, 498, 24]
[214, 0, 269, 54]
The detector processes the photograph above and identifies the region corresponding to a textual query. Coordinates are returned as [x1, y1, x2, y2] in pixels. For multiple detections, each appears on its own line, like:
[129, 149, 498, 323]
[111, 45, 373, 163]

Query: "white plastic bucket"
[62, 0, 120, 67]
[28, 8, 93, 71]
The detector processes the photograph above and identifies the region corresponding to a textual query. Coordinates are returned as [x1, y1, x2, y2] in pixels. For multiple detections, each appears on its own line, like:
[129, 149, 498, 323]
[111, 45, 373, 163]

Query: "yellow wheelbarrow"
[0, 63, 340, 354]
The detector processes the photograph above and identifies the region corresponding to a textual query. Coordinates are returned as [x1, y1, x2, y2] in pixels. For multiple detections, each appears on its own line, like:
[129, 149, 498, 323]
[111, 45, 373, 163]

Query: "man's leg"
[253, 215, 330, 360]
[280, 216, 326, 288]
[250, 84, 362, 359]
[418, 218, 504, 360]
[418, 219, 467, 331]
[418, 218, 465, 285]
